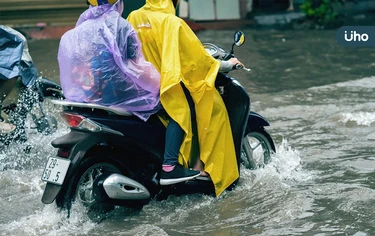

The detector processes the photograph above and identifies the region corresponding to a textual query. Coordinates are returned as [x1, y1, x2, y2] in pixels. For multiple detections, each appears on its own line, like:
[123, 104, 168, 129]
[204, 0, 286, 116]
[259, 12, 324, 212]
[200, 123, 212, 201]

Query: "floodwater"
[1, 29, 375, 235]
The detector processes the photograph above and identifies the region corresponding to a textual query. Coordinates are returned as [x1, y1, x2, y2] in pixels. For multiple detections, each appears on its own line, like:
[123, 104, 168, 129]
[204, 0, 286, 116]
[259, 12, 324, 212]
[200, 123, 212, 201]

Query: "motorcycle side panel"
[89, 115, 166, 150]
[61, 105, 166, 153]
[216, 73, 250, 165]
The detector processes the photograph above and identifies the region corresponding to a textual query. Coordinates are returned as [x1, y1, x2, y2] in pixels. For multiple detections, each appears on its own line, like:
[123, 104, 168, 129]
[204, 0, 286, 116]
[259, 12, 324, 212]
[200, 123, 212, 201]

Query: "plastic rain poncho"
[128, 0, 239, 196]
[58, 1, 161, 121]
[0, 25, 38, 87]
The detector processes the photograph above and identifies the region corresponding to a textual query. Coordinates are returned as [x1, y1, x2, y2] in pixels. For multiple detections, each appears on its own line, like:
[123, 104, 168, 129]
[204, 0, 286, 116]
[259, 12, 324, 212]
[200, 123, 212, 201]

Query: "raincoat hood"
[76, 0, 124, 26]
[58, 1, 161, 121]
[143, 0, 175, 14]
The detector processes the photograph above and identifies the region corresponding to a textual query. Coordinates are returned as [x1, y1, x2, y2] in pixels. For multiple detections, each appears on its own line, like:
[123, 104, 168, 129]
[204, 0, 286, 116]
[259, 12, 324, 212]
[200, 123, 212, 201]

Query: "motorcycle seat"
[50, 99, 133, 116]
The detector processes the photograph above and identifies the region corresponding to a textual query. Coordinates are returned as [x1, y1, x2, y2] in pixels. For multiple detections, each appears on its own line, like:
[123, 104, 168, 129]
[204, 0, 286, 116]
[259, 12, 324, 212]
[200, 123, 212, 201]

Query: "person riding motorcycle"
[58, 0, 161, 121]
[0, 25, 38, 134]
[127, 0, 243, 196]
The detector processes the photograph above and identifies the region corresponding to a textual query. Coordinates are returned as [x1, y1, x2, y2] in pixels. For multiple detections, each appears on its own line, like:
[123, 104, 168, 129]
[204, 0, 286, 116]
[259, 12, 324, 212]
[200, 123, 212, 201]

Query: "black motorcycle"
[0, 76, 63, 146]
[40, 31, 276, 215]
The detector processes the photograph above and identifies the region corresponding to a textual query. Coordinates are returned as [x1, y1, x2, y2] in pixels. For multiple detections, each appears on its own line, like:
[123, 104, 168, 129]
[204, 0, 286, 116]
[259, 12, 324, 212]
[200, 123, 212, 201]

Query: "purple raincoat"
[58, 1, 161, 121]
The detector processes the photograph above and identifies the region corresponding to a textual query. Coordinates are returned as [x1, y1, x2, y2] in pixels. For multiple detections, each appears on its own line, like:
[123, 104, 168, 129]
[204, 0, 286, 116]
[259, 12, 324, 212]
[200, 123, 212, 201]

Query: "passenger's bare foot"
[286, 6, 294, 11]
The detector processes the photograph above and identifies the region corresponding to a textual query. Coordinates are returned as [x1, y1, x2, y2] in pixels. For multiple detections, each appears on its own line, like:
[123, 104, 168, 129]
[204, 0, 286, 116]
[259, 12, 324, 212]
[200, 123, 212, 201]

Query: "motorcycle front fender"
[41, 131, 103, 204]
[247, 111, 270, 131]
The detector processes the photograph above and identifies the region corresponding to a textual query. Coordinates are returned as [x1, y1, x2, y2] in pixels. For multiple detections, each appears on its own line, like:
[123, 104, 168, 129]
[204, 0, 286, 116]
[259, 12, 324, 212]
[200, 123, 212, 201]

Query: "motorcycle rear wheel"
[241, 128, 275, 169]
[55, 156, 124, 215]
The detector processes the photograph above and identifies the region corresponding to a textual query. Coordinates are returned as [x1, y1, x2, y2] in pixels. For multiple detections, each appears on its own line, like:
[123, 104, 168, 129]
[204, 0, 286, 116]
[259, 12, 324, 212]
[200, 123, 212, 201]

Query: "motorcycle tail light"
[61, 112, 102, 132]
[62, 113, 84, 127]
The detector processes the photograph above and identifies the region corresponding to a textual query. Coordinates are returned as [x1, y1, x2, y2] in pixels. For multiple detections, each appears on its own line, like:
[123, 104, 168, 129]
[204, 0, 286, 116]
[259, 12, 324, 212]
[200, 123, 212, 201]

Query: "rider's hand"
[218, 58, 246, 73]
[228, 58, 244, 69]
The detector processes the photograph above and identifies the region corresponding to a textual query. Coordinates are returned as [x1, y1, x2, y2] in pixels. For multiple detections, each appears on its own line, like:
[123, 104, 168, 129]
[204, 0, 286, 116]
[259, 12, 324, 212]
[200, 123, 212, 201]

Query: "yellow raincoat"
[127, 0, 239, 196]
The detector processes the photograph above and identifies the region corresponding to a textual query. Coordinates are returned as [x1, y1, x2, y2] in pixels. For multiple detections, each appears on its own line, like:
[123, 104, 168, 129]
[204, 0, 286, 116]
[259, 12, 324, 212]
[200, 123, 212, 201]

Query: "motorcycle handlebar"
[235, 64, 243, 70]
[234, 64, 251, 72]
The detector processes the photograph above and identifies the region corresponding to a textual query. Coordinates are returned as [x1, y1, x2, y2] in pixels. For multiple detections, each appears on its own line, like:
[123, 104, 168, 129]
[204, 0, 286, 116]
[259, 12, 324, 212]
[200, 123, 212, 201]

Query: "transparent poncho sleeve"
[116, 25, 160, 94]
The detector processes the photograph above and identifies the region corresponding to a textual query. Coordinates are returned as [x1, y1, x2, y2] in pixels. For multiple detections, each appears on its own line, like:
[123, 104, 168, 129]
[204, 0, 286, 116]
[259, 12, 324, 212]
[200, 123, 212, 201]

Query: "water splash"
[240, 138, 312, 188]
[309, 76, 375, 91]
[0, 97, 67, 171]
[0, 127, 68, 171]
[0, 204, 96, 236]
[112, 225, 169, 236]
[214, 139, 317, 235]
[339, 112, 375, 126]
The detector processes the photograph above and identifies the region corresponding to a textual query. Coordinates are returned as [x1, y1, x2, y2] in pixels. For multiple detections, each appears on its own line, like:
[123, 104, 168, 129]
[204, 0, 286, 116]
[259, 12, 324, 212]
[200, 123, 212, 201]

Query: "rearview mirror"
[234, 31, 245, 47]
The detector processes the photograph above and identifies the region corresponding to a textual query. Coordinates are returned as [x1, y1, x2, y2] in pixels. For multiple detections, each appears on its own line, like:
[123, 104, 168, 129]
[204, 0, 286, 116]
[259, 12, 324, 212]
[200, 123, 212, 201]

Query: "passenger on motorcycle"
[58, 0, 161, 122]
[0, 25, 38, 134]
[127, 0, 243, 196]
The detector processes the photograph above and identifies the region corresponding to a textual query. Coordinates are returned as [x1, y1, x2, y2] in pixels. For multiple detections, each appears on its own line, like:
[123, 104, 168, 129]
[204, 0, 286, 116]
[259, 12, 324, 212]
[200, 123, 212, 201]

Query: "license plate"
[41, 157, 70, 185]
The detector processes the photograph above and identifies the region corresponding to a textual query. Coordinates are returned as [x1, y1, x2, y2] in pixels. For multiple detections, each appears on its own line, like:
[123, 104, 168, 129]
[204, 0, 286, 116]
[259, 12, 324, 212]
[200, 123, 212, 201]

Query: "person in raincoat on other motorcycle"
[0, 25, 38, 134]
[127, 0, 242, 196]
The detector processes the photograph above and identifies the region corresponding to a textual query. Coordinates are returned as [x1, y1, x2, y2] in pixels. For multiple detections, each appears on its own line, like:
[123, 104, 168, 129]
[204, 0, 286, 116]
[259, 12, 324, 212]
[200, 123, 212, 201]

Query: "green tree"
[300, 0, 339, 25]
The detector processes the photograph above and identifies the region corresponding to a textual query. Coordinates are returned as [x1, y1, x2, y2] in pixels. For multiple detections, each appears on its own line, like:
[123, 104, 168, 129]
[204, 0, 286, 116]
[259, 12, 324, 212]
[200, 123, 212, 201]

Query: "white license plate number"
[41, 157, 70, 185]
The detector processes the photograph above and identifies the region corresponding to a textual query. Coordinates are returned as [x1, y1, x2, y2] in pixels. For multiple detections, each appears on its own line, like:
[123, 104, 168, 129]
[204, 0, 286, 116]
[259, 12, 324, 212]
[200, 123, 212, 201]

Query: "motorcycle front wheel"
[241, 127, 276, 170]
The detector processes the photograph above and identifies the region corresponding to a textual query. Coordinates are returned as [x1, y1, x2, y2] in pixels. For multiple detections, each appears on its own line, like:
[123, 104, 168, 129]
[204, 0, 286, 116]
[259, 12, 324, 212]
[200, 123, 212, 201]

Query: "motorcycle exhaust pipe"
[93, 173, 150, 202]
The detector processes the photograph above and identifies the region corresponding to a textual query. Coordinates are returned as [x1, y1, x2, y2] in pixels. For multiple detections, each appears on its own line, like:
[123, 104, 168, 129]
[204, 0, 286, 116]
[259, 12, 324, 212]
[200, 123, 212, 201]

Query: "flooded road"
[1, 29, 375, 235]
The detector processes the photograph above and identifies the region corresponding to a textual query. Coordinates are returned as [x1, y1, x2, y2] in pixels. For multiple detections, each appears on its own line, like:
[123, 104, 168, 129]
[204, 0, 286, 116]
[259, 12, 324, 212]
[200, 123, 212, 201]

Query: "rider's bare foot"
[0, 121, 16, 134]
[199, 170, 209, 176]
[193, 159, 204, 170]
[192, 159, 210, 176]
